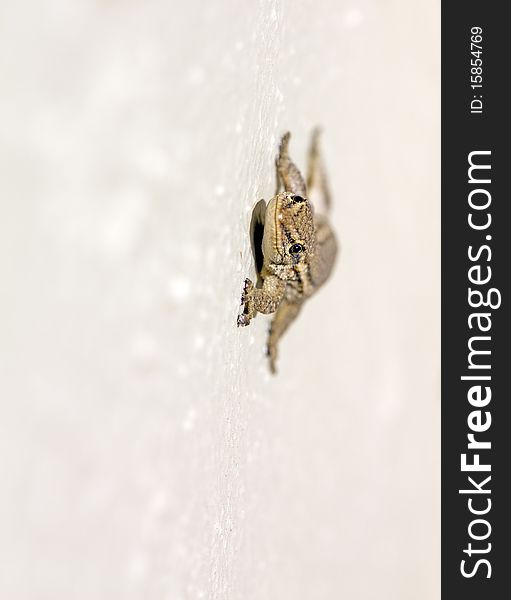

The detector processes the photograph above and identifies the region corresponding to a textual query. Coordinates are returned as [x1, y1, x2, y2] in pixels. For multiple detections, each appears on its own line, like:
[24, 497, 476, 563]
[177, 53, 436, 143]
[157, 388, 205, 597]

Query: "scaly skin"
[237, 130, 338, 374]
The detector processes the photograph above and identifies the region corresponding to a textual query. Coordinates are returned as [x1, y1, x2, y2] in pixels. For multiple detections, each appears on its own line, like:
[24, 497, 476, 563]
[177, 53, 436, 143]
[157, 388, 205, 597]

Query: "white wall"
[0, 1, 439, 598]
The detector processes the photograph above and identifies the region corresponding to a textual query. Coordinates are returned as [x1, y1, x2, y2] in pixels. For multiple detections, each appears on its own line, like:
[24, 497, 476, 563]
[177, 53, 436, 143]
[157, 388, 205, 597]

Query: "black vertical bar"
[442, 1, 509, 597]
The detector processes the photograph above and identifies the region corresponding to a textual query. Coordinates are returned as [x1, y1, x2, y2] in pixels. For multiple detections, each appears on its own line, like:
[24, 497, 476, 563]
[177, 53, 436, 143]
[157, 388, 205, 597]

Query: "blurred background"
[0, 0, 439, 598]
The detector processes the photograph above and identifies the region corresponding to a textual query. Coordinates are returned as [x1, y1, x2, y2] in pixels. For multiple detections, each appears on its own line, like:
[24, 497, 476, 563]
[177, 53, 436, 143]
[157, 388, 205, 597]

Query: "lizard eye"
[289, 243, 304, 255]
[291, 195, 305, 203]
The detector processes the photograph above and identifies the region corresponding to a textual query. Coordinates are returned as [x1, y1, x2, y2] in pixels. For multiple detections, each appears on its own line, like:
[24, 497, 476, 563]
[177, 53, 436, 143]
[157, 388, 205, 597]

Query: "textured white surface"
[0, 1, 439, 598]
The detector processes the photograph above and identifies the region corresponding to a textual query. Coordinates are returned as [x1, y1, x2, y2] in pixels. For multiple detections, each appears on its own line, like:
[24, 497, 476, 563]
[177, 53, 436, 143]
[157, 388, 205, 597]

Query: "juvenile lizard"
[237, 130, 338, 373]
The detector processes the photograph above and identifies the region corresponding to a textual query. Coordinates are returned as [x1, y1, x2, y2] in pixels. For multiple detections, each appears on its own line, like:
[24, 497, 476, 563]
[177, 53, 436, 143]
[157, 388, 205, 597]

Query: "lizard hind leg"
[266, 300, 302, 374]
[306, 127, 332, 213]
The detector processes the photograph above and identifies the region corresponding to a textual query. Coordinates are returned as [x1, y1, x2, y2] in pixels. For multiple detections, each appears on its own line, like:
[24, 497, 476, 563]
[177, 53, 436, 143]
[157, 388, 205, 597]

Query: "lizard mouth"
[274, 195, 286, 258]
[263, 193, 308, 266]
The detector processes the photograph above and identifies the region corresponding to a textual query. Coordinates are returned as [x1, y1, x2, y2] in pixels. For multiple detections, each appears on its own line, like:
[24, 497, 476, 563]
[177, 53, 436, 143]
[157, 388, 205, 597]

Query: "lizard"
[237, 129, 338, 374]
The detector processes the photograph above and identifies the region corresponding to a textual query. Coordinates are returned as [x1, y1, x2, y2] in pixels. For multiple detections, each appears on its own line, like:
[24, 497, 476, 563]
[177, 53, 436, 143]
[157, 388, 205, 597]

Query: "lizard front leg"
[306, 128, 332, 212]
[276, 132, 307, 197]
[237, 275, 286, 327]
[266, 299, 302, 374]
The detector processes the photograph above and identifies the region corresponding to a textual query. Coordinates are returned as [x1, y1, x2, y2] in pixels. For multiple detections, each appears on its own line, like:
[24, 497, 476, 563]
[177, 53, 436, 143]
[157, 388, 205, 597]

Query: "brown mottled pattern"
[238, 130, 338, 373]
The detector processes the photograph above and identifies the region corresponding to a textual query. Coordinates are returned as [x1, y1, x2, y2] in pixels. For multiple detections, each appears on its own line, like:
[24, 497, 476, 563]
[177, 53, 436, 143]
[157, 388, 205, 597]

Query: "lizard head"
[262, 191, 316, 275]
